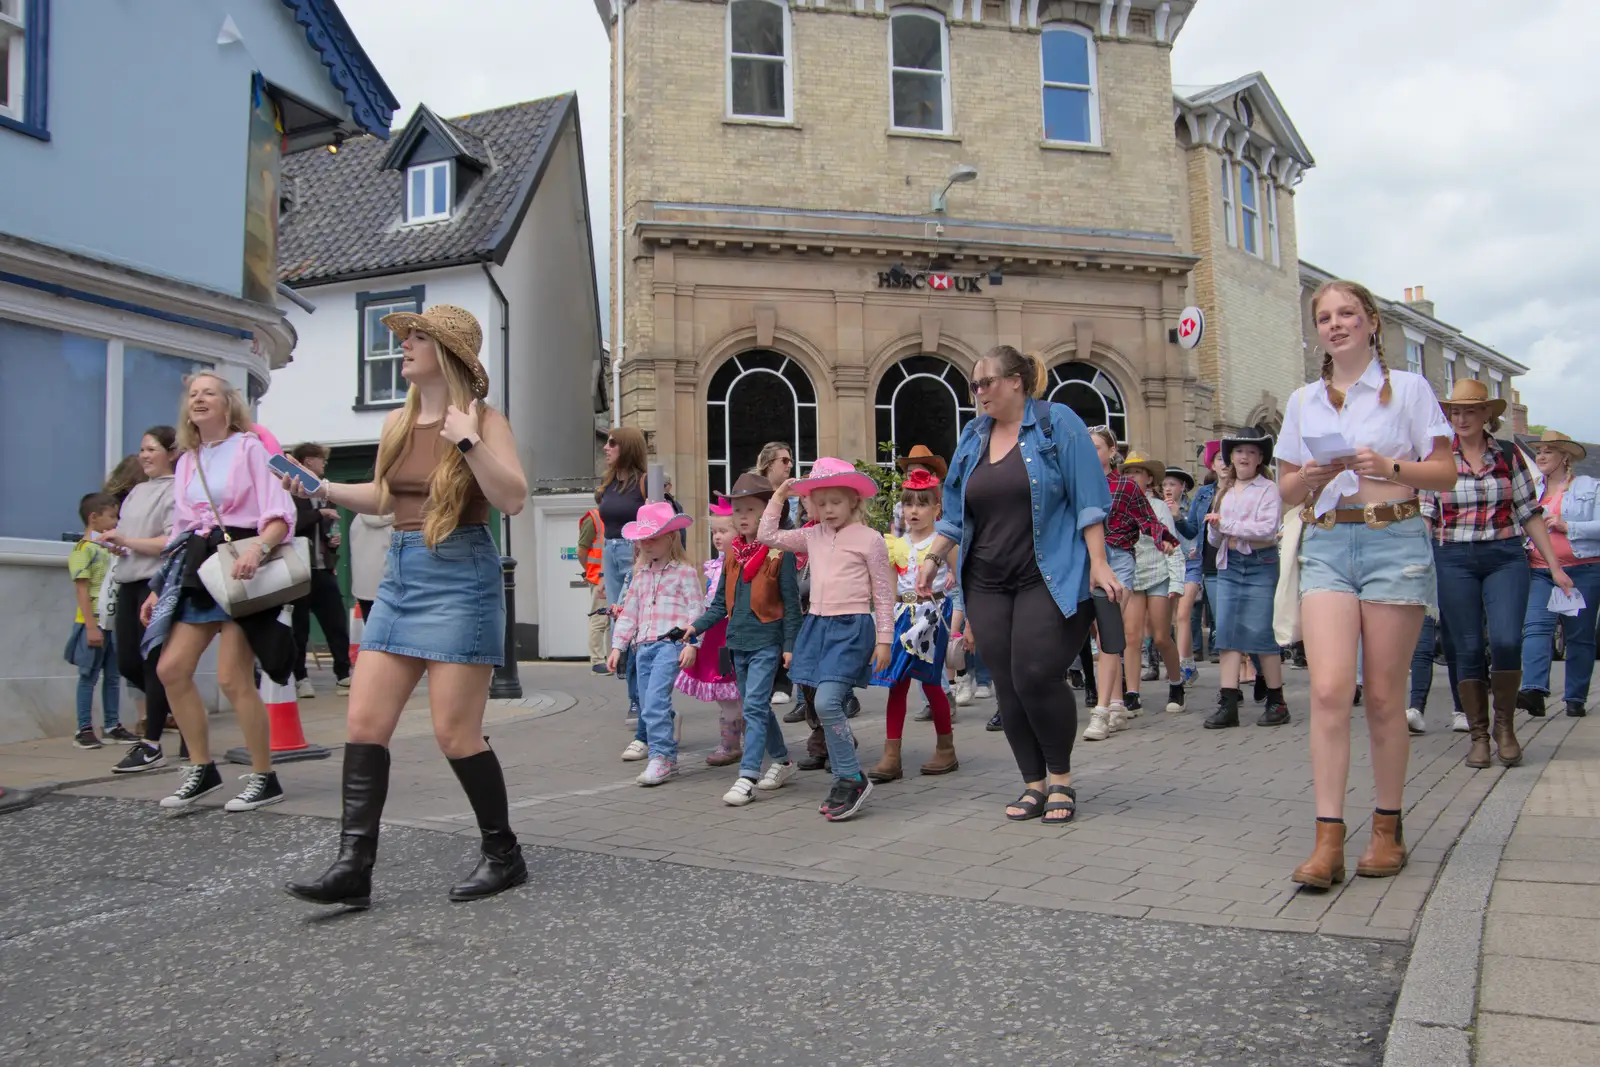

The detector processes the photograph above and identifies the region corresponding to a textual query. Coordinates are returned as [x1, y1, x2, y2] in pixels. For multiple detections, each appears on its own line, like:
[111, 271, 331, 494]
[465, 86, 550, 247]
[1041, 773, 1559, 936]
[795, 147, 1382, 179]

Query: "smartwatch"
[456, 435, 477, 456]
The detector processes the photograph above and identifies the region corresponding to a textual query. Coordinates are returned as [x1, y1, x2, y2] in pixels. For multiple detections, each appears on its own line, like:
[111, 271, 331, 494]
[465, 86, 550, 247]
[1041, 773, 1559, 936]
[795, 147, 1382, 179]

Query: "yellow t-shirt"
[67, 539, 112, 625]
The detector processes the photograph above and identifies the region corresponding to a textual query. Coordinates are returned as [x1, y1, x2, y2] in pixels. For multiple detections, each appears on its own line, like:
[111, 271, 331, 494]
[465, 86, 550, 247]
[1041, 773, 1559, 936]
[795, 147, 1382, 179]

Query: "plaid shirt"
[1105, 472, 1178, 552]
[611, 559, 704, 649]
[1420, 436, 1542, 543]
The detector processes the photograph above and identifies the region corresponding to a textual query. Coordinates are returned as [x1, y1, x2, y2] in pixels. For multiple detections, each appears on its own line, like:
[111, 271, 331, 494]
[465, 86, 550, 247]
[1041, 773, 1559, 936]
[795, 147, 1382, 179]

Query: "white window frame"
[1039, 23, 1099, 146]
[0, 0, 25, 122]
[1263, 178, 1280, 265]
[726, 0, 792, 123]
[406, 161, 452, 224]
[1403, 327, 1425, 376]
[1238, 162, 1261, 257]
[360, 297, 421, 405]
[888, 9, 952, 135]
[1443, 349, 1457, 393]
[1220, 156, 1236, 248]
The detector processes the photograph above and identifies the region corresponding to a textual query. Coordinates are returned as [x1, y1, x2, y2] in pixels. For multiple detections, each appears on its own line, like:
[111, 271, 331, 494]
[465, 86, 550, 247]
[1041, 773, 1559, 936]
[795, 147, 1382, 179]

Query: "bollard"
[489, 556, 523, 699]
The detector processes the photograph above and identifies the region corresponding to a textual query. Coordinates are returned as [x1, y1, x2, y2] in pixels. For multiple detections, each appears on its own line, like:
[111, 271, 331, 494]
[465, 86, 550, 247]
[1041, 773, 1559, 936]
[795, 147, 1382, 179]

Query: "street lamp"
[931, 164, 978, 213]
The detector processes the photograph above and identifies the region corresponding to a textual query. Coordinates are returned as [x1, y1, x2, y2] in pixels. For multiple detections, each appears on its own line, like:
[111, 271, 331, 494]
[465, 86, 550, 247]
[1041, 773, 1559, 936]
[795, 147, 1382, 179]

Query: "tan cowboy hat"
[896, 444, 948, 481]
[1120, 450, 1166, 481]
[1532, 429, 1587, 461]
[379, 304, 489, 399]
[1438, 378, 1507, 419]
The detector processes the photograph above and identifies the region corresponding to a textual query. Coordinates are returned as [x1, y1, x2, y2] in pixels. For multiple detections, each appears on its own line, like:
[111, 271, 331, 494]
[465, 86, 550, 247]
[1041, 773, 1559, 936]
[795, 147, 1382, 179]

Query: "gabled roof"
[1175, 72, 1314, 168]
[379, 104, 492, 173]
[279, 0, 400, 139]
[278, 94, 576, 287]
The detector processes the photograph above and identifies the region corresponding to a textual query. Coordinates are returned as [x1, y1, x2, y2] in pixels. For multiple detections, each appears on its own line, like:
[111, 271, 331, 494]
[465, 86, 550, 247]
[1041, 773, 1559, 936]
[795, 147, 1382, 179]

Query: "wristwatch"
[456, 434, 477, 456]
[1392, 461, 1402, 479]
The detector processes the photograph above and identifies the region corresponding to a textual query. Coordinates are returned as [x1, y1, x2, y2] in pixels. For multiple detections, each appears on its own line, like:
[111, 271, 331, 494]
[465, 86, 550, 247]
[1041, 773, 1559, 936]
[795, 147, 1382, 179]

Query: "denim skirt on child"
[1214, 547, 1281, 656]
[789, 613, 877, 688]
[362, 524, 505, 665]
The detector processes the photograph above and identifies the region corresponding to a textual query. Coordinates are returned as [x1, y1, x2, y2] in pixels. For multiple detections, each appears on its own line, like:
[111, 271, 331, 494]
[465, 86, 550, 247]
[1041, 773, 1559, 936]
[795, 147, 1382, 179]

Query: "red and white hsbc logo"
[877, 269, 983, 293]
[928, 274, 952, 290]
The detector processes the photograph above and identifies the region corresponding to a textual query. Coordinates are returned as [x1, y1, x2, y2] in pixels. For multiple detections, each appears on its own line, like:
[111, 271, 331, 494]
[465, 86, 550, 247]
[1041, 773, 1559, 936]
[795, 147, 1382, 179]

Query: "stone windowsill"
[1041, 140, 1111, 156]
[887, 127, 962, 143]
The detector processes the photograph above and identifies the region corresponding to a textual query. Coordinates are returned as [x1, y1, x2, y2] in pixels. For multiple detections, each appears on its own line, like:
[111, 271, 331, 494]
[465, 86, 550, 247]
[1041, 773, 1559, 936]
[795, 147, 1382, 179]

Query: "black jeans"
[114, 579, 170, 743]
[964, 581, 1095, 780]
[292, 570, 351, 681]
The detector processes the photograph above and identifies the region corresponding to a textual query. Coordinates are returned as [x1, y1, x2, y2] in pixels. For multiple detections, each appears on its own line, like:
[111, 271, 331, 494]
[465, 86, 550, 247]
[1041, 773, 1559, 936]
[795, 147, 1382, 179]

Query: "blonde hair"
[176, 371, 254, 452]
[372, 333, 487, 548]
[807, 486, 869, 527]
[980, 345, 1049, 399]
[1313, 280, 1393, 410]
[1090, 426, 1121, 469]
[755, 441, 795, 479]
[633, 532, 692, 570]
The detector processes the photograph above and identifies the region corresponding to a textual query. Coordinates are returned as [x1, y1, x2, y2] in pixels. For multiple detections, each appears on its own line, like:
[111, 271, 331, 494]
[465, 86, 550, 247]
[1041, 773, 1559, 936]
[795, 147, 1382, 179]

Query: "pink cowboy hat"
[708, 495, 733, 517]
[792, 457, 878, 499]
[621, 501, 694, 541]
[1202, 440, 1222, 468]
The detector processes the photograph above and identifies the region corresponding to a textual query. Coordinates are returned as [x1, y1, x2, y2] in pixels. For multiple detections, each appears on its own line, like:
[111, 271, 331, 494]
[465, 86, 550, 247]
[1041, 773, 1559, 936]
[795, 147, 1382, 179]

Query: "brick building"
[594, 0, 1313, 523]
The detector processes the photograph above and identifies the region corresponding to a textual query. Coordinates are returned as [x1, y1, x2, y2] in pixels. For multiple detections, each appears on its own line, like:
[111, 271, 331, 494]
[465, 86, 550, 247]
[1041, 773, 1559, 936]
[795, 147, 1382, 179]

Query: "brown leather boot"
[867, 739, 903, 783]
[1356, 811, 1407, 877]
[1460, 678, 1492, 768]
[1490, 670, 1524, 767]
[1291, 820, 1346, 889]
[919, 733, 959, 775]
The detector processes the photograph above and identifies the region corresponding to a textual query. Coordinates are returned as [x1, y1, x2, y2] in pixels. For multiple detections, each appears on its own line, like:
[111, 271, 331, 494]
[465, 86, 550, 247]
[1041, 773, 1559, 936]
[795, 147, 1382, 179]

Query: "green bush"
[857, 444, 902, 533]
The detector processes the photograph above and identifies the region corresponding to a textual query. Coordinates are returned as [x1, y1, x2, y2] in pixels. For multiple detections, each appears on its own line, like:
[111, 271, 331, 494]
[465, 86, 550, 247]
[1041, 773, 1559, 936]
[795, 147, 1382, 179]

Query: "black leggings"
[964, 582, 1095, 780]
[114, 579, 170, 744]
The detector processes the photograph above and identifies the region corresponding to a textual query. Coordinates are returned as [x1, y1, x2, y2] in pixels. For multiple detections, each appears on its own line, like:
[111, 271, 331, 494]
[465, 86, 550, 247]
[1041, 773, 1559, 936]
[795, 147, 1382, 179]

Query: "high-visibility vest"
[581, 509, 604, 586]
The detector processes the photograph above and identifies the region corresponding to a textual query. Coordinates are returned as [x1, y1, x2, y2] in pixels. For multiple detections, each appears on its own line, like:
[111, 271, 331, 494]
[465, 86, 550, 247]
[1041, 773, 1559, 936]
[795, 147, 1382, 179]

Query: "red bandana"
[730, 535, 770, 583]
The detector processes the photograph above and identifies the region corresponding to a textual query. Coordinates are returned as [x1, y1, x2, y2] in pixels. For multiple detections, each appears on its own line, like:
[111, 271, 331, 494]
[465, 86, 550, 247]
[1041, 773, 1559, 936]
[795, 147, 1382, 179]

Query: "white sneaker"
[723, 776, 758, 806]
[1406, 708, 1426, 734]
[757, 760, 798, 791]
[771, 690, 792, 706]
[1451, 711, 1469, 733]
[636, 756, 677, 786]
[620, 739, 648, 761]
[953, 677, 975, 706]
[296, 678, 315, 700]
[1083, 707, 1111, 741]
[974, 685, 993, 700]
[1108, 704, 1129, 733]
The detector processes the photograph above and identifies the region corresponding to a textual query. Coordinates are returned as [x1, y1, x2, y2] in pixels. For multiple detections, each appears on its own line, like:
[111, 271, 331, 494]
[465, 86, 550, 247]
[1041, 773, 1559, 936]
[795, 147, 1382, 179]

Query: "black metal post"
[490, 556, 523, 699]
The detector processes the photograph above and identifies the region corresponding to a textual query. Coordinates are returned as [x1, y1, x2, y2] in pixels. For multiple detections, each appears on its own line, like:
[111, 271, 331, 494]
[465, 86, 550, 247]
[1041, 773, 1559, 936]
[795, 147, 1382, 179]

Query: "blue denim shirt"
[1175, 482, 1216, 541]
[1556, 475, 1600, 561]
[936, 397, 1112, 621]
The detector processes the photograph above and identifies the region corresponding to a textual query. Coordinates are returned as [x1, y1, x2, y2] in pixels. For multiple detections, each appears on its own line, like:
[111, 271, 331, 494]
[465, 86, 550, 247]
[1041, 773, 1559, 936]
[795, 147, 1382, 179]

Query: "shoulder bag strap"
[190, 448, 232, 544]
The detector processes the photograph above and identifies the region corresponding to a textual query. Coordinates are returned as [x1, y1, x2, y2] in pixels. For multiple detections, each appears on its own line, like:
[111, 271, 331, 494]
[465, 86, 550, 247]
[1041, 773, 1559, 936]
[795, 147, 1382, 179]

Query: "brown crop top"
[386, 419, 490, 532]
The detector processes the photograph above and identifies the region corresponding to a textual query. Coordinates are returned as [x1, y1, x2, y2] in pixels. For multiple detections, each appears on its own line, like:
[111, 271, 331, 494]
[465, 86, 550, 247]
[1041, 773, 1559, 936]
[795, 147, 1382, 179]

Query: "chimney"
[1404, 287, 1414, 302]
[1405, 284, 1435, 319]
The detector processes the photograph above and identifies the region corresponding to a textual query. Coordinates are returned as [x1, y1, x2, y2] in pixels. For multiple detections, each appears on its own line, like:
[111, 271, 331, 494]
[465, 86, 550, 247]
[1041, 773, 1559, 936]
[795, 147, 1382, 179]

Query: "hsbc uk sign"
[877, 269, 985, 294]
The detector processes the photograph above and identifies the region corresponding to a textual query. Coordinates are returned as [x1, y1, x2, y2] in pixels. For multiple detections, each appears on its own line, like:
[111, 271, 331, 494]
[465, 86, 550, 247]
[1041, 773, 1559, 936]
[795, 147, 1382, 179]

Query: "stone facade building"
[594, 0, 1314, 526]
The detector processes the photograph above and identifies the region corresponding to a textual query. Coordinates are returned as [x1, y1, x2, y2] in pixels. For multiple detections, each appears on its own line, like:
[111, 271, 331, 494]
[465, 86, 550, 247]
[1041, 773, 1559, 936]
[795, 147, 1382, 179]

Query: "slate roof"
[278, 94, 574, 286]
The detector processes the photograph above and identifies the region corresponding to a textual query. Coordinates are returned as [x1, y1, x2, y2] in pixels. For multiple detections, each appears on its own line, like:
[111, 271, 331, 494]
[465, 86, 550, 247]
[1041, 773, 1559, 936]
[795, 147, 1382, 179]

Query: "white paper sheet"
[1548, 587, 1586, 618]
[1301, 434, 1362, 518]
[1303, 433, 1359, 465]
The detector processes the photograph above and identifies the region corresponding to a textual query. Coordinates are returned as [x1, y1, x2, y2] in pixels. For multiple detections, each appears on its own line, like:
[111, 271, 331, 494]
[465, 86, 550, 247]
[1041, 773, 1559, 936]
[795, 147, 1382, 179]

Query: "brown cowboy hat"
[896, 444, 948, 480]
[1438, 378, 1507, 420]
[727, 471, 776, 499]
[1531, 429, 1587, 461]
[379, 304, 489, 399]
[1120, 450, 1166, 482]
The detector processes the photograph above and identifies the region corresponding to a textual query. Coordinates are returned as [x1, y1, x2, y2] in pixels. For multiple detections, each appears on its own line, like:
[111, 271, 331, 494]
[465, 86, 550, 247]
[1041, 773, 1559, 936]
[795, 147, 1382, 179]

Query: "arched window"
[727, 0, 791, 121]
[889, 9, 950, 133]
[1046, 361, 1126, 442]
[1041, 25, 1099, 145]
[706, 350, 817, 497]
[874, 354, 974, 466]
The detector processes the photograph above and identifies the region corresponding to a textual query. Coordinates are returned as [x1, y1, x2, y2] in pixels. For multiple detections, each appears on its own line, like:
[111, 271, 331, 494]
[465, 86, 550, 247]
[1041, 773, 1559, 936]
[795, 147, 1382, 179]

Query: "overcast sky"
[336, 0, 1598, 439]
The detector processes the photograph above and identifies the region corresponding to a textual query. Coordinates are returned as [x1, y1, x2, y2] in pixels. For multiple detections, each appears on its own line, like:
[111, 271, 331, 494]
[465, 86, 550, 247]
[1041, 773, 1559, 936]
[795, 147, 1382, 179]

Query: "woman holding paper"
[1516, 430, 1597, 719]
[1275, 280, 1456, 890]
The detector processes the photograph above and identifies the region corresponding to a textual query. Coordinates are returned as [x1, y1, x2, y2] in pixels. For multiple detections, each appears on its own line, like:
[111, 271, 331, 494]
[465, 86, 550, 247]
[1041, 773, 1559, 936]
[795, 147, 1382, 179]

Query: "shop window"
[1046, 361, 1126, 442]
[874, 354, 974, 467]
[1040, 24, 1098, 145]
[889, 9, 950, 133]
[706, 350, 817, 499]
[728, 0, 790, 121]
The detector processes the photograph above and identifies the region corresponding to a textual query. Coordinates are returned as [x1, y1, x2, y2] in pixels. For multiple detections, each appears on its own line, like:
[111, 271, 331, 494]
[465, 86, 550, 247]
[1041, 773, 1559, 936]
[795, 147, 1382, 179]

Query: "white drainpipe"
[612, 0, 626, 427]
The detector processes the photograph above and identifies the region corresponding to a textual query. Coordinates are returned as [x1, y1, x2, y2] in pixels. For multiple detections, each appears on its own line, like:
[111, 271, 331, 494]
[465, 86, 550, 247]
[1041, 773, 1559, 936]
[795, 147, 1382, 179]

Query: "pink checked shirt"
[1207, 476, 1282, 570]
[611, 559, 703, 650]
[172, 431, 296, 537]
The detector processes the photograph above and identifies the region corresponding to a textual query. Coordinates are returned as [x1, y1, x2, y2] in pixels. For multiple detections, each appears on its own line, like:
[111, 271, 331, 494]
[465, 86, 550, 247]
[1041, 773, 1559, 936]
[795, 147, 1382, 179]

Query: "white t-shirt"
[186, 435, 242, 505]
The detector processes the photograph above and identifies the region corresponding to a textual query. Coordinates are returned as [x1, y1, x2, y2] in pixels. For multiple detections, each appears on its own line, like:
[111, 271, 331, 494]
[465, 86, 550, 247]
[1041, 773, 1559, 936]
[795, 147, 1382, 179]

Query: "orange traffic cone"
[348, 603, 364, 666]
[228, 674, 329, 764]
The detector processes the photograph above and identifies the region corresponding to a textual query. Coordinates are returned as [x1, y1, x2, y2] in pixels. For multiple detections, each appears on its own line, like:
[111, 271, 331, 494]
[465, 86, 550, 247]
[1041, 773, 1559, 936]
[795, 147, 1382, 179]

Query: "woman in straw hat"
[285, 305, 530, 909]
[1517, 430, 1597, 719]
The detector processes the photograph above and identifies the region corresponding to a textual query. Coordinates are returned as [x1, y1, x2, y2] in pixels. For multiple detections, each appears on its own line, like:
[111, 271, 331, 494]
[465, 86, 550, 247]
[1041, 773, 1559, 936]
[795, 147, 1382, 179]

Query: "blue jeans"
[812, 680, 862, 780]
[1434, 539, 1531, 682]
[1410, 614, 1463, 715]
[74, 625, 120, 732]
[602, 538, 640, 710]
[1522, 564, 1600, 703]
[970, 648, 992, 688]
[630, 641, 681, 760]
[733, 645, 789, 778]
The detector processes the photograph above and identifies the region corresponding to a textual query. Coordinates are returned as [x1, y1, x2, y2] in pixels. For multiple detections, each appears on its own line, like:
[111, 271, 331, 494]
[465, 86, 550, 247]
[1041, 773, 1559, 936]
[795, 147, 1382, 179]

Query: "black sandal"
[1042, 784, 1077, 824]
[1005, 788, 1048, 821]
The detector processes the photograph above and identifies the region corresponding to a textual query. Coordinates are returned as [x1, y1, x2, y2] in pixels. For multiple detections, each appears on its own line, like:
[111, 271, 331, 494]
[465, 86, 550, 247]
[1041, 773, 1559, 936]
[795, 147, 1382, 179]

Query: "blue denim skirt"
[362, 524, 504, 665]
[1215, 547, 1281, 655]
[789, 613, 877, 688]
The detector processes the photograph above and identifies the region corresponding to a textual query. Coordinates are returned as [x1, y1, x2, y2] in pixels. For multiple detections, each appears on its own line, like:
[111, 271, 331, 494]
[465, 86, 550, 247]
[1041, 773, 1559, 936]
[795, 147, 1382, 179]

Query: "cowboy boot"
[1460, 678, 1492, 768]
[919, 733, 959, 776]
[706, 709, 743, 767]
[447, 747, 528, 902]
[1356, 811, 1407, 878]
[1291, 819, 1346, 889]
[797, 724, 829, 771]
[1490, 670, 1524, 767]
[867, 738, 902, 783]
[285, 742, 390, 909]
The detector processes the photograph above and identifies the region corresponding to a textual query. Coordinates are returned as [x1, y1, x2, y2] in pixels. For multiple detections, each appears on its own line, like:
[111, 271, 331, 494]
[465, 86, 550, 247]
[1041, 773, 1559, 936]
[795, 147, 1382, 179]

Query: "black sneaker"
[1165, 683, 1186, 712]
[224, 771, 285, 812]
[986, 710, 1004, 732]
[105, 725, 140, 745]
[819, 774, 872, 822]
[1568, 701, 1588, 718]
[844, 692, 861, 719]
[796, 753, 828, 771]
[1068, 668, 1085, 690]
[72, 728, 103, 750]
[1257, 699, 1290, 727]
[1520, 690, 1546, 717]
[1254, 676, 1269, 704]
[113, 741, 165, 773]
[1123, 692, 1142, 712]
[160, 762, 223, 808]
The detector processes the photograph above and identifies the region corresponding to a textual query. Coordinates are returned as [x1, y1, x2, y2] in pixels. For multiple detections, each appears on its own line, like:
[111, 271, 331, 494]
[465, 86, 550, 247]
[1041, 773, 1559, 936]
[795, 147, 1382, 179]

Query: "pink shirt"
[1207, 476, 1282, 569]
[173, 431, 296, 536]
[759, 503, 894, 641]
[611, 559, 703, 649]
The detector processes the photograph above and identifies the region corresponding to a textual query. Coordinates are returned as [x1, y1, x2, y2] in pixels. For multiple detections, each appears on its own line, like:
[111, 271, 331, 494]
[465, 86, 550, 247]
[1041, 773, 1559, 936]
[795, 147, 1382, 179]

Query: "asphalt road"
[0, 796, 1404, 1067]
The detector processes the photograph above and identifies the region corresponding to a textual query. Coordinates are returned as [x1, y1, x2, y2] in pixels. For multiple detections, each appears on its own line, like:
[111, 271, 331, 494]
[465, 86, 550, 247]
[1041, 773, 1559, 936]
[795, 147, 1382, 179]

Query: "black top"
[962, 442, 1043, 593]
[598, 478, 646, 540]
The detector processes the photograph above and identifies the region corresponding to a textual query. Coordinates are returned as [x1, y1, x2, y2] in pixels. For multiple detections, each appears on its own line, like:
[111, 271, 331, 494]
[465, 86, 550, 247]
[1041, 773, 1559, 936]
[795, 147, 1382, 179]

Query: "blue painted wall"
[0, 0, 353, 297]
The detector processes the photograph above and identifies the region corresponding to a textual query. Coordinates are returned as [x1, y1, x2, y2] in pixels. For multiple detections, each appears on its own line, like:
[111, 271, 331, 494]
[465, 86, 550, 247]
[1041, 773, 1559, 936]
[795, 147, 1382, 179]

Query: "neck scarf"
[730, 535, 770, 582]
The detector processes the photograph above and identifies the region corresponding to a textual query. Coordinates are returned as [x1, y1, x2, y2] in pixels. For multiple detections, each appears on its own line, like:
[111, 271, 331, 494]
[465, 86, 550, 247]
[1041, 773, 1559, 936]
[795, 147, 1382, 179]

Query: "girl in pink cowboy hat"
[606, 502, 702, 786]
[759, 457, 894, 822]
[671, 498, 744, 767]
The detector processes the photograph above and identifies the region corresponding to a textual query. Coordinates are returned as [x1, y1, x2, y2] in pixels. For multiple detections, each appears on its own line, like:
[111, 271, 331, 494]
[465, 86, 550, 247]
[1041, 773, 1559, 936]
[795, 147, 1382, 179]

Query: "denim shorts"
[362, 524, 505, 665]
[1299, 515, 1436, 612]
[1107, 546, 1136, 588]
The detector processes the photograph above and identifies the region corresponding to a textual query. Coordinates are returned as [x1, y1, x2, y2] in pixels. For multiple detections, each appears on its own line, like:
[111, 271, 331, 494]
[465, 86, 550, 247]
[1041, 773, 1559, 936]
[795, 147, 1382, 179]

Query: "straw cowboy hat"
[621, 501, 693, 541]
[896, 444, 948, 481]
[793, 457, 878, 498]
[1438, 378, 1507, 420]
[380, 304, 490, 399]
[1120, 450, 1166, 481]
[1531, 429, 1587, 461]
[1222, 433, 1275, 469]
[1163, 466, 1196, 491]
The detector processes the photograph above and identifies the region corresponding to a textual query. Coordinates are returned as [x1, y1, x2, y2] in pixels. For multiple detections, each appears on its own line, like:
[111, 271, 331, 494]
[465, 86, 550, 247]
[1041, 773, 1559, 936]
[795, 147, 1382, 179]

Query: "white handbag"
[192, 449, 311, 617]
[1273, 506, 1305, 647]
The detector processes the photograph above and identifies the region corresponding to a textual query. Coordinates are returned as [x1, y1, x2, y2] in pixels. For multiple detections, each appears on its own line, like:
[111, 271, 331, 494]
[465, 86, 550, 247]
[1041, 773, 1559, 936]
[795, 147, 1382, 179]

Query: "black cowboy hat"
[1221, 434, 1274, 470]
[1163, 466, 1195, 490]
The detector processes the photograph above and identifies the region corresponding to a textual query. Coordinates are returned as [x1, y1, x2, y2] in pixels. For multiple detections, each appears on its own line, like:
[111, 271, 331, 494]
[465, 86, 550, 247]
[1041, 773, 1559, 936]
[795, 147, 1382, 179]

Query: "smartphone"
[268, 453, 323, 496]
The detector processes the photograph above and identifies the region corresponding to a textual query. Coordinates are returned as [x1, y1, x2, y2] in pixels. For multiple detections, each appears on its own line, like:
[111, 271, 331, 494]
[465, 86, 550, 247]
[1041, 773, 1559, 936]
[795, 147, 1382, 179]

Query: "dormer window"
[407, 160, 452, 223]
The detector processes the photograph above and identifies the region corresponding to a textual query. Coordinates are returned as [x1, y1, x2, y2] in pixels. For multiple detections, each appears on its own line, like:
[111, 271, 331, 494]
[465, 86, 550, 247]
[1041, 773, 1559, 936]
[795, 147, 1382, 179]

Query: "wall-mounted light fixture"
[930, 164, 978, 213]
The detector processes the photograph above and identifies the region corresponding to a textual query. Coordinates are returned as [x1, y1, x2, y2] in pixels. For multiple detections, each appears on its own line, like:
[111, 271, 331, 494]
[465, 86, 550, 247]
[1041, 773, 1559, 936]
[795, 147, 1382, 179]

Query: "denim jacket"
[936, 398, 1112, 620]
[1175, 482, 1216, 541]
[1557, 475, 1600, 561]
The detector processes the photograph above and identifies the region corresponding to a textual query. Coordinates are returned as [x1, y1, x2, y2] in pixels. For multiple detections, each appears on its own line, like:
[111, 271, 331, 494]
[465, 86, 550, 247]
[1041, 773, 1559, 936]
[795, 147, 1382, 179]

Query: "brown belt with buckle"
[1301, 499, 1422, 531]
[898, 593, 945, 605]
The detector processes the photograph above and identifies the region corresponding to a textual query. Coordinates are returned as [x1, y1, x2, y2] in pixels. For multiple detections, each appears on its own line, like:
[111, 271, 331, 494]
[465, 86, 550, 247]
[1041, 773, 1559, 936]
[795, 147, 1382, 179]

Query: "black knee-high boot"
[284, 742, 390, 909]
[447, 747, 527, 902]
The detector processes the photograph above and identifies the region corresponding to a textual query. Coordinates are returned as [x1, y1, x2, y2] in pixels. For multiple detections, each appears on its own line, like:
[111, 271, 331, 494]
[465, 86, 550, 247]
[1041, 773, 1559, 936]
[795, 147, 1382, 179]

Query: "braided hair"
[1313, 280, 1393, 411]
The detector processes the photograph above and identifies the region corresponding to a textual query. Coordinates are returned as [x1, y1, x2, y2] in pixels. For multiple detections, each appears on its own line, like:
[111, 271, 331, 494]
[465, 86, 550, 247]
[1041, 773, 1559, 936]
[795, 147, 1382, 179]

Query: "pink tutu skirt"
[675, 617, 739, 702]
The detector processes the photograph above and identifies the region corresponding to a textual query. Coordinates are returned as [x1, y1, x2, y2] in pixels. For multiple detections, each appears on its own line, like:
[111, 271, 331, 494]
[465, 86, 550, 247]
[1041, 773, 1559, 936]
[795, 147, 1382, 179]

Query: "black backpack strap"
[1034, 398, 1054, 441]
